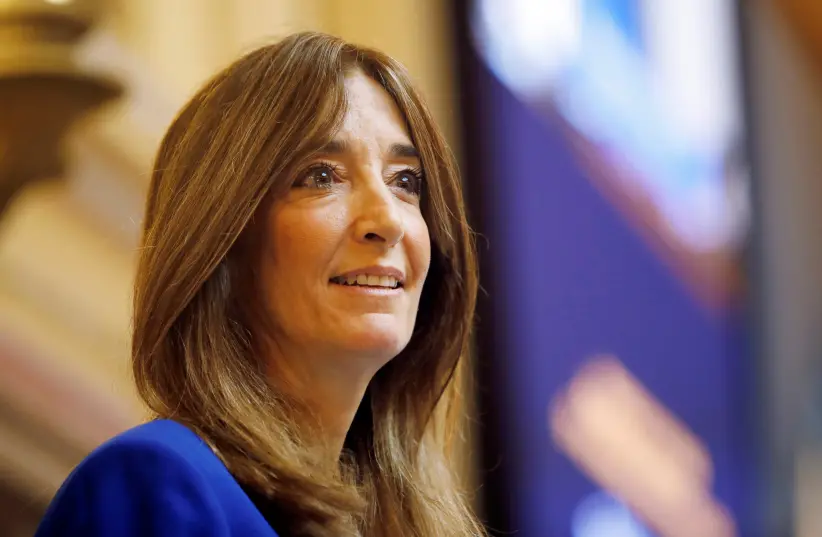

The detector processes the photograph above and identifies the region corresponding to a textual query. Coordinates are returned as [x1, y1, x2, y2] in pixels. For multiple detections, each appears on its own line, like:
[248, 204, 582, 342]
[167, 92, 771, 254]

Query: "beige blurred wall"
[101, 0, 460, 156]
[0, 0, 470, 514]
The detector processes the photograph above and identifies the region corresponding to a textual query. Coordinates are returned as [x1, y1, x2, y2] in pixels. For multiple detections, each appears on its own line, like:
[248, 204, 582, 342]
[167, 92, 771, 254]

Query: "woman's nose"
[351, 181, 405, 248]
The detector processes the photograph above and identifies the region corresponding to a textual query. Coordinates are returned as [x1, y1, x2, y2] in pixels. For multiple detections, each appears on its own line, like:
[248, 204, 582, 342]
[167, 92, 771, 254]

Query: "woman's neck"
[265, 343, 380, 462]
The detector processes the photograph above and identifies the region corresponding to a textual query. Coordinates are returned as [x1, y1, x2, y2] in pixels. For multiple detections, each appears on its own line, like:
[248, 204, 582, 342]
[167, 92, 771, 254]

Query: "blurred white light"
[639, 0, 742, 154]
[470, 0, 749, 254]
[571, 491, 653, 537]
[472, 0, 582, 96]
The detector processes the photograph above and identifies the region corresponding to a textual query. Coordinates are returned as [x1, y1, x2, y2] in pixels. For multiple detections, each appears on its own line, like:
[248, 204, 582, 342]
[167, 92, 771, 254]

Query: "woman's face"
[259, 70, 431, 372]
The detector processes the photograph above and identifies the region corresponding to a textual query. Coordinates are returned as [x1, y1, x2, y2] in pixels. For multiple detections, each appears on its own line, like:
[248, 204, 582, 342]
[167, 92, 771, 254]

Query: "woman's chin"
[335, 319, 411, 362]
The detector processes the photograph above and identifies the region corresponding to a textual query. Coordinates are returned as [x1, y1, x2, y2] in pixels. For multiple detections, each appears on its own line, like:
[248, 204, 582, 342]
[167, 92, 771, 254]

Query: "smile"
[329, 265, 406, 290]
[329, 274, 402, 289]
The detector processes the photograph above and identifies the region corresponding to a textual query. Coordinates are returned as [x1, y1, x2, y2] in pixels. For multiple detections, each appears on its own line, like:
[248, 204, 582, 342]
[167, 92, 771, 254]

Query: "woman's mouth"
[329, 274, 402, 289]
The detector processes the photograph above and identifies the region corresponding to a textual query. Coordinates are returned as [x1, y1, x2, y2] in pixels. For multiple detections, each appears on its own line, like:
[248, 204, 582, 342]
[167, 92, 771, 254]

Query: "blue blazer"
[36, 419, 280, 536]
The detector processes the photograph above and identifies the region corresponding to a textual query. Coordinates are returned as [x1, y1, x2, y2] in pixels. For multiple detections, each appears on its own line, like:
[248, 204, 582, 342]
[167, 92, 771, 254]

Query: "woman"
[36, 32, 483, 537]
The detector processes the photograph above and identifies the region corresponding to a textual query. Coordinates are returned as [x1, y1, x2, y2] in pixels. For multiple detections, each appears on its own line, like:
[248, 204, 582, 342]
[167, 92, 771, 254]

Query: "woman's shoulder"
[68, 419, 224, 490]
[91, 418, 215, 465]
[35, 419, 279, 536]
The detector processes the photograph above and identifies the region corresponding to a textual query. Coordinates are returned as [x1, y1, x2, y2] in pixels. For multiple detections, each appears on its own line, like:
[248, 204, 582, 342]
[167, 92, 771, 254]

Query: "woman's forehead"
[339, 72, 412, 144]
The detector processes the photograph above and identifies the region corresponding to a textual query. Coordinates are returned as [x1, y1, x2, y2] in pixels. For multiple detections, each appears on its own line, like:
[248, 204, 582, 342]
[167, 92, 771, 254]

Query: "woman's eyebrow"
[388, 143, 419, 159]
[316, 140, 419, 159]
[316, 139, 349, 156]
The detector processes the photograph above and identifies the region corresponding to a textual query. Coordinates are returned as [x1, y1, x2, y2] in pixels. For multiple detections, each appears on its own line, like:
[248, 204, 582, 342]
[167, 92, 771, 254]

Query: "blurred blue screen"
[460, 0, 757, 535]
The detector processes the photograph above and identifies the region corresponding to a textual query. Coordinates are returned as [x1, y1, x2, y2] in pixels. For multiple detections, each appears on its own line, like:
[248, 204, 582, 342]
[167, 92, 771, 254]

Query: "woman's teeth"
[331, 275, 400, 288]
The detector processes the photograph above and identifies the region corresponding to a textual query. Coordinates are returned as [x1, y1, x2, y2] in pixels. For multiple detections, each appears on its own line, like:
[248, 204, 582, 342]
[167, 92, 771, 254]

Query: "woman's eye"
[296, 164, 337, 189]
[392, 170, 423, 196]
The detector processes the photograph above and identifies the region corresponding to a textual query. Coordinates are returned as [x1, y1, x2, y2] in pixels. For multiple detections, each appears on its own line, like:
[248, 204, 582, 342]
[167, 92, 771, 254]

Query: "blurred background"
[0, 0, 821, 536]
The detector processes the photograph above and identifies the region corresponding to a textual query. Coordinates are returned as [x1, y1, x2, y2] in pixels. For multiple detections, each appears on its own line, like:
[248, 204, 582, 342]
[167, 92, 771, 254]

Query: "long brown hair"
[132, 32, 482, 537]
